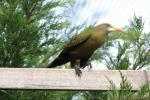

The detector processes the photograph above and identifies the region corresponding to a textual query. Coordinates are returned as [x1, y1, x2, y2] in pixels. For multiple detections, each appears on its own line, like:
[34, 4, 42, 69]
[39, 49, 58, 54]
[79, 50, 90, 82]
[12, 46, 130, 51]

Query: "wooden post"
[0, 68, 149, 90]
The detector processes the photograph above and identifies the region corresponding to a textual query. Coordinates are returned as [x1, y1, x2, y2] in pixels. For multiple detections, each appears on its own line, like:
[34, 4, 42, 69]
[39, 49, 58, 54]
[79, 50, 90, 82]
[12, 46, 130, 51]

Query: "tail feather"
[47, 57, 69, 68]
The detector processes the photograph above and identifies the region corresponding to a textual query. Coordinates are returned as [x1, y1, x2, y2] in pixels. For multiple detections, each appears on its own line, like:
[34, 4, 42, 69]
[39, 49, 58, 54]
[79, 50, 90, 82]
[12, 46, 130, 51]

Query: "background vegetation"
[0, 0, 150, 100]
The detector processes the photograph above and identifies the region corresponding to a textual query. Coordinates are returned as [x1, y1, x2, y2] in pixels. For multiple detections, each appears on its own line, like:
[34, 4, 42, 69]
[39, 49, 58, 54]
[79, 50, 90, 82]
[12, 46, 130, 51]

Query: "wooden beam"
[0, 68, 149, 90]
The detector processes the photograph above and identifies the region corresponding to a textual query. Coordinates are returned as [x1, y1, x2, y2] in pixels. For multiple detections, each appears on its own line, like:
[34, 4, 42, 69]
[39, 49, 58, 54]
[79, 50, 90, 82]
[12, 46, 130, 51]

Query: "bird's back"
[70, 30, 107, 58]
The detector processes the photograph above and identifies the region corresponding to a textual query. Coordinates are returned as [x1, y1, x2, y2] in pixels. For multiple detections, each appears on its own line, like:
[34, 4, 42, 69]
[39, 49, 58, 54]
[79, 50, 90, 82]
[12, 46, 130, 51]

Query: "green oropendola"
[47, 23, 123, 76]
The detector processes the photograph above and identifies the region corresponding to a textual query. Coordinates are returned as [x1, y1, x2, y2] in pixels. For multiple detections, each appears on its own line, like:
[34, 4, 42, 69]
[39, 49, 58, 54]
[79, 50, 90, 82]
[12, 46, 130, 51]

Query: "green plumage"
[47, 23, 123, 76]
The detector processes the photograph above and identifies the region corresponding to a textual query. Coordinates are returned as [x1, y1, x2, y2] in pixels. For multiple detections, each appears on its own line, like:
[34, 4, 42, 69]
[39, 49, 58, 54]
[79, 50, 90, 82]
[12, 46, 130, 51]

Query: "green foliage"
[106, 71, 150, 100]
[104, 15, 150, 70]
[107, 71, 132, 100]
[0, 0, 71, 67]
[0, 0, 77, 100]
[0, 90, 76, 100]
[75, 71, 150, 100]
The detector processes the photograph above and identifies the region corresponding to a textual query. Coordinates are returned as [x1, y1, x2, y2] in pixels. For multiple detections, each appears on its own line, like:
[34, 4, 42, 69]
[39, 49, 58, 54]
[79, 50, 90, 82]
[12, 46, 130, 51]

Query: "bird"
[47, 23, 123, 77]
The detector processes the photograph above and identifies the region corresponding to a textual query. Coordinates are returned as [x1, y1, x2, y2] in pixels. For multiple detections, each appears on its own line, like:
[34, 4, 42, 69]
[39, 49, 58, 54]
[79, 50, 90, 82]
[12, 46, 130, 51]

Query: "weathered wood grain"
[0, 68, 149, 90]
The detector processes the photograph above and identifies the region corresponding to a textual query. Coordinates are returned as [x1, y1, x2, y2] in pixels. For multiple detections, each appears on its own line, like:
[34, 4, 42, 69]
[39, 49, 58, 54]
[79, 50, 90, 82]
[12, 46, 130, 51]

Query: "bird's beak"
[108, 27, 124, 32]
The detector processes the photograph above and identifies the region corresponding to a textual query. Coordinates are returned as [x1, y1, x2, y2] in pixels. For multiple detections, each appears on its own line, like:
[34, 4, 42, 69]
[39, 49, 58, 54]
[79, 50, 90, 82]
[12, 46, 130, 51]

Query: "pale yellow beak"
[114, 28, 124, 32]
[108, 27, 124, 32]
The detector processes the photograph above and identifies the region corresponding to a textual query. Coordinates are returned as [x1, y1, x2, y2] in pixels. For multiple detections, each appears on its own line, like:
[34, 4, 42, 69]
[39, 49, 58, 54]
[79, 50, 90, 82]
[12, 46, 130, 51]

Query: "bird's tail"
[47, 57, 69, 68]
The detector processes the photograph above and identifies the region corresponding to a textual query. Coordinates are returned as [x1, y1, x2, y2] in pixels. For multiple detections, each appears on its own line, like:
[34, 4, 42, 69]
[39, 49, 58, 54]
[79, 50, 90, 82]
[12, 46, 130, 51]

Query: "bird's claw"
[75, 66, 82, 77]
[88, 62, 92, 69]
[86, 61, 92, 70]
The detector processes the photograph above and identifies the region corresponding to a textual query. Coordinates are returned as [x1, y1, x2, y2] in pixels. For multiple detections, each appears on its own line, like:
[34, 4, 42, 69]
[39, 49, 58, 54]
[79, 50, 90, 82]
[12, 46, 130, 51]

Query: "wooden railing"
[0, 68, 149, 90]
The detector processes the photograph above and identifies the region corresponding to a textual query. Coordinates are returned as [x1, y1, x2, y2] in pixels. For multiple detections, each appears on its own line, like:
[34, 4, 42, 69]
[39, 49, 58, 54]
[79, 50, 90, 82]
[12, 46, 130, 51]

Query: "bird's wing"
[59, 27, 93, 56]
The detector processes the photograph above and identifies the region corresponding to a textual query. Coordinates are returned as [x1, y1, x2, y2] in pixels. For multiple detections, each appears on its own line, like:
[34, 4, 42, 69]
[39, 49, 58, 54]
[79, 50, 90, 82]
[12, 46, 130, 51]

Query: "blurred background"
[67, 0, 150, 32]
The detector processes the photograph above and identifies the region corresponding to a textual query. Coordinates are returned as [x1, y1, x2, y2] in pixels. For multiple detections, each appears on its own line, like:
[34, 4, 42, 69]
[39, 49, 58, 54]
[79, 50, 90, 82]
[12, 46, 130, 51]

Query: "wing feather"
[59, 27, 93, 56]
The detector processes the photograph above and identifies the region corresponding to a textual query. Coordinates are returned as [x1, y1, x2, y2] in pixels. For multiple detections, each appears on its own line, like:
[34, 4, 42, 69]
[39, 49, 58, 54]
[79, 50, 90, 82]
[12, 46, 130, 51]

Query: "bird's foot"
[74, 65, 82, 77]
[86, 61, 93, 70]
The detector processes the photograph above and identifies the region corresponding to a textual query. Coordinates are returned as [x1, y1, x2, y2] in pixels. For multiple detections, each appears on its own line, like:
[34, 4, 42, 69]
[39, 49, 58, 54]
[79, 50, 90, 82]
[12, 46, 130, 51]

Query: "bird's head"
[95, 23, 124, 33]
